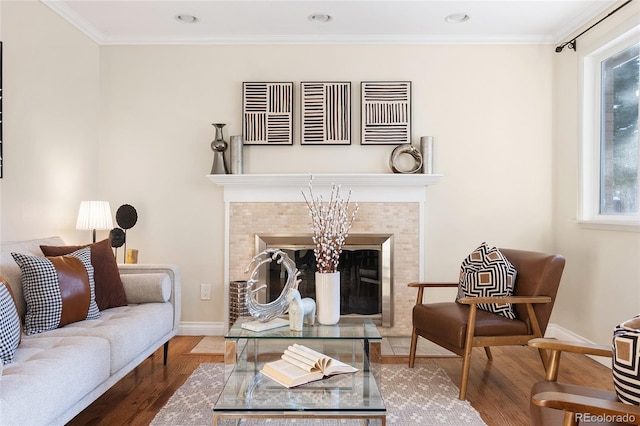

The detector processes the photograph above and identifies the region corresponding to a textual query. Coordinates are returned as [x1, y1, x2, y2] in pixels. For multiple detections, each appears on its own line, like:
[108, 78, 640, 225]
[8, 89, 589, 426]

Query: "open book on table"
[261, 343, 359, 388]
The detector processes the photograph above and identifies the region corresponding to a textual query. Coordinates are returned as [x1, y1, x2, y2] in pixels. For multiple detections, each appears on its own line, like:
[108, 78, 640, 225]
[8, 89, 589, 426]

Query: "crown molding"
[41, 0, 106, 44]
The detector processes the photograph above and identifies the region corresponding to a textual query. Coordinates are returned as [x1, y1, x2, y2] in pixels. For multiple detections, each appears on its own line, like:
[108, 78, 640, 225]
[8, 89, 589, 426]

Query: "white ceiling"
[41, 0, 620, 46]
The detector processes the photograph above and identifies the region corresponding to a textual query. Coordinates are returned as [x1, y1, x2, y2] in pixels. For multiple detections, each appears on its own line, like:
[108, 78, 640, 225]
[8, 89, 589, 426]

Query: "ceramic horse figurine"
[287, 289, 316, 331]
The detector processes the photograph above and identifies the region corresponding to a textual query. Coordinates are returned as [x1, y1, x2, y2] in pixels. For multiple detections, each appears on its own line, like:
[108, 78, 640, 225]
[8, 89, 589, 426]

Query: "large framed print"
[301, 81, 351, 145]
[361, 81, 411, 145]
[243, 82, 293, 145]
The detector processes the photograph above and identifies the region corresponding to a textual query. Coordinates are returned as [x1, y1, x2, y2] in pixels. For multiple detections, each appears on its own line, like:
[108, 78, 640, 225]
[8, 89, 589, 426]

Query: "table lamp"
[76, 201, 113, 242]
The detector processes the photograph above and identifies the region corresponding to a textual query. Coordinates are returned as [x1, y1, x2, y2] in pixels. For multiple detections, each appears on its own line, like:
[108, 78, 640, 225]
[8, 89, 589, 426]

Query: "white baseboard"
[545, 323, 611, 368]
[178, 321, 225, 336]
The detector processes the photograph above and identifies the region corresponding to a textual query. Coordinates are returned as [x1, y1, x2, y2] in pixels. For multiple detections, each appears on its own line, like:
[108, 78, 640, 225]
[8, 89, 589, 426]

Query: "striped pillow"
[11, 247, 100, 335]
[0, 275, 21, 364]
[613, 314, 640, 405]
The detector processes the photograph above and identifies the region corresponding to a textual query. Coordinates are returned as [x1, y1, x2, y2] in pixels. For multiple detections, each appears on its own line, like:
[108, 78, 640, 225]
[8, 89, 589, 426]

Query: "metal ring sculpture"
[245, 248, 301, 322]
[389, 144, 423, 174]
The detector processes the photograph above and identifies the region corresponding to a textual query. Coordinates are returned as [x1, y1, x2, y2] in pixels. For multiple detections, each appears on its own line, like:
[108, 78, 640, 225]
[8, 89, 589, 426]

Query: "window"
[582, 26, 640, 229]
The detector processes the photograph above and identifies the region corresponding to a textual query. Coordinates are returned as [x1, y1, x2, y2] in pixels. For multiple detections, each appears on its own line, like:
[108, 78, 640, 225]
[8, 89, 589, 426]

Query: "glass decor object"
[210, 123, 229, 174]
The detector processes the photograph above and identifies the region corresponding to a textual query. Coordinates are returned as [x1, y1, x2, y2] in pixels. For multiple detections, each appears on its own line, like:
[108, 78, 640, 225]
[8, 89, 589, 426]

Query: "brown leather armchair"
[529, 338, 640, 426]
[408, 248, 565, 400]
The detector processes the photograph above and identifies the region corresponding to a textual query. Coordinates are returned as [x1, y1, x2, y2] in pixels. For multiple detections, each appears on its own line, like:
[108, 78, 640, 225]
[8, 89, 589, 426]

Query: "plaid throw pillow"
[0, 276, 21, 364]
[456, 242, 517, 319]
[11, 247, 100, 335]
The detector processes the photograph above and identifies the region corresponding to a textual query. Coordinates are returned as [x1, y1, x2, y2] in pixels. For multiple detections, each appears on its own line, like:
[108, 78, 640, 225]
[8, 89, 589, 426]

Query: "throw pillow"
[456, 242, 517, 319]
[11, 247, 100, 335]
[40, 238, 127, 310]
[0, 275, 21, 364]
[613, 314, 640, 405]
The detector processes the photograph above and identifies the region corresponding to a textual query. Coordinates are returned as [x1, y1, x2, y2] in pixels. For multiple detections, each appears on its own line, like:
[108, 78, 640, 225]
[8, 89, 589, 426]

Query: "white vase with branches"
[302, 177, 358, 325]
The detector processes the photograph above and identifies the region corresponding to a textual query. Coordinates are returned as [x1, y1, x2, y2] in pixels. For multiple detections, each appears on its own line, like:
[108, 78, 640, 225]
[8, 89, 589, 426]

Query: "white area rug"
[151, 363, 486, 425]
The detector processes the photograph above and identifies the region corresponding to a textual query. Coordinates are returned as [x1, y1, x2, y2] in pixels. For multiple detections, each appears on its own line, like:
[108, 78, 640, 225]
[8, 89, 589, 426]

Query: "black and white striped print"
[361, 81, 411, 145]
[301, 82, 351, 145]
[243, 82, 293, 145]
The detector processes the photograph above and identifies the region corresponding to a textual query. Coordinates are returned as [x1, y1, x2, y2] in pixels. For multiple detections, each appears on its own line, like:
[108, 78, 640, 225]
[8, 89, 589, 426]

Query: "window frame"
[579, 24, 640, 232]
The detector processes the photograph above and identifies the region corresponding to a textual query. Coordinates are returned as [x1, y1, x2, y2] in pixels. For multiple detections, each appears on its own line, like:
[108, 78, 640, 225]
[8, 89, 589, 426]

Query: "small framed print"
[361, 81, 411, 145]
[242, 82, 293, 145]
[301, 81, 351, 145]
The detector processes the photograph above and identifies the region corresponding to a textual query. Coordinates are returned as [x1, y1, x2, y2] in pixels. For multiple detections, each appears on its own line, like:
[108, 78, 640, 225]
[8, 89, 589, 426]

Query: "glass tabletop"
[227, 317, 382, 340]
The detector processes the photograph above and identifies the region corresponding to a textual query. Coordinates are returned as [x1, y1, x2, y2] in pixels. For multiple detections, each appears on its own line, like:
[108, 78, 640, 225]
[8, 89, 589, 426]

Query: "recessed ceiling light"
[308, 13, 332, 23]
[445, 13, 470, 24]
[175, 14, 198, 23]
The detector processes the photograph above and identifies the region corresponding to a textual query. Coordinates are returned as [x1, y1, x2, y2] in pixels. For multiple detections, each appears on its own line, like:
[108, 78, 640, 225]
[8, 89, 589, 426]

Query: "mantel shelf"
[207, 173, 443, 188]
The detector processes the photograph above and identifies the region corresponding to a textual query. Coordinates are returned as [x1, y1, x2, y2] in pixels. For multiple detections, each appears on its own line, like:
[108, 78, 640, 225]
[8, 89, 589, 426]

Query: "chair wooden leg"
[459, 304, 478, 400]
[484, 347, 493, 361]
[409, 328, 418, 368]
[459, 347, 473, 400]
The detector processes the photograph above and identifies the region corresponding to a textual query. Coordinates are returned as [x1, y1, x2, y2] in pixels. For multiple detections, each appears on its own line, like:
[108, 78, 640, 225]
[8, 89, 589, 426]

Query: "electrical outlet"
[200, 283, 211, 300]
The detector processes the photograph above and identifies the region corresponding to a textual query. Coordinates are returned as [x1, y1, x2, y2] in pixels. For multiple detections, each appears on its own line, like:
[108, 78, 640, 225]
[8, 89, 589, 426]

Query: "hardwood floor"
[67, 335, 614, 426]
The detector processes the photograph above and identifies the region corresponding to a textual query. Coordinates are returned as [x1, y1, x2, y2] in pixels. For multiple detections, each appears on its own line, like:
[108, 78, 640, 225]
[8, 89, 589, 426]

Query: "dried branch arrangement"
[301, 177, 359, 273]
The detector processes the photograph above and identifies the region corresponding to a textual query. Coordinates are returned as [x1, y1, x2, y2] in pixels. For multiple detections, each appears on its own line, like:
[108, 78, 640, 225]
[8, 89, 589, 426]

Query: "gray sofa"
[0, 237, 181, 425]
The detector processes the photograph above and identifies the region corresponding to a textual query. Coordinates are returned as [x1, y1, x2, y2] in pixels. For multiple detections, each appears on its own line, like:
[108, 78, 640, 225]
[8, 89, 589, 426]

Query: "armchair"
[529, 338, 640, 425]
[408, 248, 565, 400]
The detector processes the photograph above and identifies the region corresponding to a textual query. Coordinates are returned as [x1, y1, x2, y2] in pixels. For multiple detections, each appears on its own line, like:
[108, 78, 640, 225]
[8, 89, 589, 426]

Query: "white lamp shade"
[76, 201, 114, 231]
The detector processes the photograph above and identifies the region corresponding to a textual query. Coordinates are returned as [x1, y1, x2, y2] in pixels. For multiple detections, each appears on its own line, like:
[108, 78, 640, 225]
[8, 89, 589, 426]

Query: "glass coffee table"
[213, 318, 386, 425]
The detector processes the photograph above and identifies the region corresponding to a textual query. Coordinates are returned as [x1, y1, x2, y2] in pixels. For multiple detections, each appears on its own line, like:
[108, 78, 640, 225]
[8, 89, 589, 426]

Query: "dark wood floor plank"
[67, 336, 613, 426]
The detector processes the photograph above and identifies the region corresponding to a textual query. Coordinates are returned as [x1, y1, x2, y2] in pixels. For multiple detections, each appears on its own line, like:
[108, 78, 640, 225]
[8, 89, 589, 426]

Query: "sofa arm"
[118, 264, 181, 332]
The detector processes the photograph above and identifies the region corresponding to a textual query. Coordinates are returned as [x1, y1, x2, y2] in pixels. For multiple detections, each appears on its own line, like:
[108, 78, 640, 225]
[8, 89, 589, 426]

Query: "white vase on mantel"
[315, 271, 340, 325]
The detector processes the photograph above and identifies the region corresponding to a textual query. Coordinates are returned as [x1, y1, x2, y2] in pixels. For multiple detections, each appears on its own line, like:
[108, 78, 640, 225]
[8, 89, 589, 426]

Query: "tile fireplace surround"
[208, 173, 442, 336]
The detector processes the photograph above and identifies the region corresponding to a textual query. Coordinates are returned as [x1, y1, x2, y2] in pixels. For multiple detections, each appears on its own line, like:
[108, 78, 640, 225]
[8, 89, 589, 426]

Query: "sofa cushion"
[0, 275, 21, 364]
[11, 247, 100, 335]
[39, 303, 173, 374]
[40, 238, 128, 311]
[0, 335, 111, 425]
[457, 242, 517, 319]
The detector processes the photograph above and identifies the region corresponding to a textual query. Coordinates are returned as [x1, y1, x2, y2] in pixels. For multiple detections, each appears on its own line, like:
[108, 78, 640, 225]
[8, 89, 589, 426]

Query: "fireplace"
[208, 173, 442, 336]
[255, 234, 393, 326]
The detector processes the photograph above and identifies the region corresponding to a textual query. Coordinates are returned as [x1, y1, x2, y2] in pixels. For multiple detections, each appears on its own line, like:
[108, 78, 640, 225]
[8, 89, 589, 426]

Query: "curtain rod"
[556, 0, 634, 53]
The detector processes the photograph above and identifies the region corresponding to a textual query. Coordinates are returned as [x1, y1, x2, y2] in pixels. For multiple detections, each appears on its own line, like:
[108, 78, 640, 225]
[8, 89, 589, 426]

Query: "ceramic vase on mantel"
[315, 271, 340, 325]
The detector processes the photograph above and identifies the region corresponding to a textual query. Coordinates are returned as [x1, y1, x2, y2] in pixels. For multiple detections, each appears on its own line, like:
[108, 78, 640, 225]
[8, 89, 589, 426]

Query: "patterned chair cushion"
[613, 314, 640, 405]
[11, 247, 100, 335]
[456, 242, 517, 319]
[0, 275, 21, 364]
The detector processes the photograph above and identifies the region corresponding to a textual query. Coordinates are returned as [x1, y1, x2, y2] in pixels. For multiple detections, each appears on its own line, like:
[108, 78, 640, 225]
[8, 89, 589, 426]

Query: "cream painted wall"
[99, 43, 554, 328]
[552, 3, 640, 345]
[0, 1, 101, 244]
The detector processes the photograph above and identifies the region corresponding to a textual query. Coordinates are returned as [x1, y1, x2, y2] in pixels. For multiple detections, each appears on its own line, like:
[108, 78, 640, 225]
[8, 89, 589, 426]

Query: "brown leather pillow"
[11, 248, 100, 335]
[41, 238, 127, 310]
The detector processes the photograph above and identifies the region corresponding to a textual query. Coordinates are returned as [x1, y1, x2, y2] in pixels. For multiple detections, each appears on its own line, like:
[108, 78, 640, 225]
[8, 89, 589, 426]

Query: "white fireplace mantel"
[207, 173, 443, 203]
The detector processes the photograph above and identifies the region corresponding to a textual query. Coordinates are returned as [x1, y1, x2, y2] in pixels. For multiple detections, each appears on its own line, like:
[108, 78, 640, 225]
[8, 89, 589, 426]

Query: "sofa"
[0, 236, 181, 425]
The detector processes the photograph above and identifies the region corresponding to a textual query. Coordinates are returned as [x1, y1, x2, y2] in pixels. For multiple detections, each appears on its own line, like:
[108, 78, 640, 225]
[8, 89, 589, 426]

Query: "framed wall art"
[361, 81, 411, 145]
[242, 82, 293, 145]
[301, 81, 351, 145]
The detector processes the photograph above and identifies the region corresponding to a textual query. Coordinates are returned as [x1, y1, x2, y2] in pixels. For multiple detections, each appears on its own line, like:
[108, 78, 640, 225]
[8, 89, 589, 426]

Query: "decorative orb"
[109, 228, 125, 248]
[116, 204, 138, 230]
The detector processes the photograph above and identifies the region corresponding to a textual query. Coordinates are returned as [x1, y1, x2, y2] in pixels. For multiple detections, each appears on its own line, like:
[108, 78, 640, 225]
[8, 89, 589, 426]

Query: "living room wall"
[551, 2, 640, 345]
[98, 42, 555, 331]
[0, 1, 101, 244]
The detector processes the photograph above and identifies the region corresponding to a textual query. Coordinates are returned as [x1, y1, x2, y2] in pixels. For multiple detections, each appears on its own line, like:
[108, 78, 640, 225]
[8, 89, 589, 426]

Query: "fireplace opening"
[255, 234, 393, 326]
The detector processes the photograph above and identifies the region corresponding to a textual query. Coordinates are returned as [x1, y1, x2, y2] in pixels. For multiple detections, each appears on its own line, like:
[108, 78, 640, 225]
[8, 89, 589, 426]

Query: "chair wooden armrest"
[457, 295, 551, 305]
[528, 338, 612, 357]
[408, 282, 458, 304]
[407, 282, 458, 288]
[532, 392, 640, 425]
